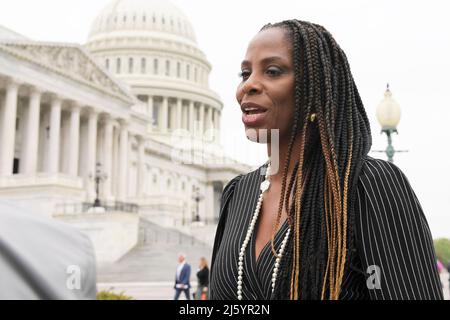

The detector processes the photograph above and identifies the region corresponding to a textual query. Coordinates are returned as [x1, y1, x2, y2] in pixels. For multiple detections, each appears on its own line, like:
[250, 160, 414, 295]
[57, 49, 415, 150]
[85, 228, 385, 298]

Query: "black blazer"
[210, 156, 444, 300]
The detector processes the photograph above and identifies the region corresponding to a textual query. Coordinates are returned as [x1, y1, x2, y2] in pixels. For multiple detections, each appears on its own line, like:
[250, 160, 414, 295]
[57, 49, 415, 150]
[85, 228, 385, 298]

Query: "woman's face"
[236, 27, 296, 143]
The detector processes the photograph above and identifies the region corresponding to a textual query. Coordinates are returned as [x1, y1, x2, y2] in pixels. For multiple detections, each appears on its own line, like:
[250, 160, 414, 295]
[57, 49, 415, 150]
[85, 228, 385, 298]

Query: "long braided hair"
[261, 20, 372, 300]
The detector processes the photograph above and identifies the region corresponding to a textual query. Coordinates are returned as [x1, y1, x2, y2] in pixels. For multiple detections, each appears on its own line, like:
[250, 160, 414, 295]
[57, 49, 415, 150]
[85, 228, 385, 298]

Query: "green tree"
[434, 238, 450, 266]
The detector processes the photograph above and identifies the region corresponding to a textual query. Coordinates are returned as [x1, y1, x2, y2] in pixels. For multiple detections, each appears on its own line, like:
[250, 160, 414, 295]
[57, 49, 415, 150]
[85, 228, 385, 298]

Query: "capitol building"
[0, 0, 250, 264]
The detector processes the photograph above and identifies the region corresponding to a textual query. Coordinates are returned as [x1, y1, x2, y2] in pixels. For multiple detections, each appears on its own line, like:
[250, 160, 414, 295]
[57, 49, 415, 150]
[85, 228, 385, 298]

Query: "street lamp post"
[372, 84, 408, 162]
[192, 186, 204, 223]
[90, 162, 107, 208]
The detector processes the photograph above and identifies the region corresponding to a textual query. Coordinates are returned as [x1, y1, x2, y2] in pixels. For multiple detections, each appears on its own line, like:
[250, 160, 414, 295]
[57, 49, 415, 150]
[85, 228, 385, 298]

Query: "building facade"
[0, 0, 250, 263]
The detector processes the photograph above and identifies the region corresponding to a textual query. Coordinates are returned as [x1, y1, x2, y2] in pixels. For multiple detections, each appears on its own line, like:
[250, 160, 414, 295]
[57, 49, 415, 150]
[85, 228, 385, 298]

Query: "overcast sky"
[0, 0, 449, 239]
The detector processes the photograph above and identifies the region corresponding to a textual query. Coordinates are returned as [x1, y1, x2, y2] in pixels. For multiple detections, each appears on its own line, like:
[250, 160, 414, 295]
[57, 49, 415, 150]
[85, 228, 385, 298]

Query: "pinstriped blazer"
[210, 156, 444, 300]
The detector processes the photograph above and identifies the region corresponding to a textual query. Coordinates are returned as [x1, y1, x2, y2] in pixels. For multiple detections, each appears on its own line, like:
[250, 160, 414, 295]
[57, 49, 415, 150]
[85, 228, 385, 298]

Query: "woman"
[195, 257, 209, 300]
[209, 19, 443, 300]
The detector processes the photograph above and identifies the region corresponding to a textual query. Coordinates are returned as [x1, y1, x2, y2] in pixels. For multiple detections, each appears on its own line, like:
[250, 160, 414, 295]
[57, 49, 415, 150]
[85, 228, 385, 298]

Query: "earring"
[310, 113, 317, 122]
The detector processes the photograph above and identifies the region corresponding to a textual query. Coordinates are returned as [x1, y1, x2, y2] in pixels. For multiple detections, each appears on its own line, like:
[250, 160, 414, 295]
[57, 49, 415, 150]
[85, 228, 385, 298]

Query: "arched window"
[177, 62, 181, 78]
[116, 58, 121, 73]
[152, 103, 159, 126]
[165, 60, 170, 76]
[186, 64, 190, 80]
[105, 58, 109, 70]
[141, 57, 146, 74]
[154, 58, 158, 74]
[128, 57, 134, 73]
[194, 67, 197, 82]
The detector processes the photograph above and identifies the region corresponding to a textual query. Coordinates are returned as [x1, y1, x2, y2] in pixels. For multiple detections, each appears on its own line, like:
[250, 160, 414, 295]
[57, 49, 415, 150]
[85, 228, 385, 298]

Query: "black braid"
[261, 19, 372, 300]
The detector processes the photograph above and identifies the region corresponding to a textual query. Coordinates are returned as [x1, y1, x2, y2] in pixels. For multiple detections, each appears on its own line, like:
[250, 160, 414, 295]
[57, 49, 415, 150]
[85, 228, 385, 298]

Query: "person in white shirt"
[173, 253, 191, 300]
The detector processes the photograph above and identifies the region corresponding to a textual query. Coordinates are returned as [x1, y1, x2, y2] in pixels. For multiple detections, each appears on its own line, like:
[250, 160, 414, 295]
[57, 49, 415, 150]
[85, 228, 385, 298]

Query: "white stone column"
[214, 108, 221, 143]
[48, 95, 62, 174]
[87, 109, 98, 200]
[68, 102, 81, 176]
[204, 105, 210, 131]
[0, 80, 19, 176]
[212, 108, 216, 133]
[160, 96, 168, 134]
[118, 120, 129, 201]
[205, 182, 215, 224]
[182, 103, 188, 130]
[111, 126, 120, 198]
[198, 103, 205, 137]
[176, 98, 182, 131]
[137, 135, 146, 197]
[147, 95, 153, 133]
[22, 86, 41, 174]
[102, 115, 113, 200]
[205, 105, 213, 140]
[189, 100, 195, 133]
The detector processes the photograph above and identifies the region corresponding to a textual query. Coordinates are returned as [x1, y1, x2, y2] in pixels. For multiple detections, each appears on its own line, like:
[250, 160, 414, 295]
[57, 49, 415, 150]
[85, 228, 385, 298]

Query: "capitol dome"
[88, 0, 197, 44]
[85, 0, 223, 146]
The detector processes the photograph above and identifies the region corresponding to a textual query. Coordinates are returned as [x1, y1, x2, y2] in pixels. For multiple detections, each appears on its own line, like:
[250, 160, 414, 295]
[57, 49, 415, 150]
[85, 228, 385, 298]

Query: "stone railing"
[54, 201, 139, 216]
[0, 173, 83, 189]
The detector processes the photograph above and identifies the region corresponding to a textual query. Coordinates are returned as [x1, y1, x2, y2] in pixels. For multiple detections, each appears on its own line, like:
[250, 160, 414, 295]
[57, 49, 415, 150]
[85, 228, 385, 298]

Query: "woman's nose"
[242, 74, 262, 95]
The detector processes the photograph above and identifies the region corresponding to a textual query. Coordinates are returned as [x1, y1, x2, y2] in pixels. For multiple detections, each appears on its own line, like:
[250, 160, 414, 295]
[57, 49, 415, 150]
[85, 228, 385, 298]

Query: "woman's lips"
[242, 109, 268, 126]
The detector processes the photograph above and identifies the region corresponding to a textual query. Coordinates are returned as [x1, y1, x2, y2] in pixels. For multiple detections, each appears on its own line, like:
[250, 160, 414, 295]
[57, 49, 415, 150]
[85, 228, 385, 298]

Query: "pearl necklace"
[237, 161, 291, 300]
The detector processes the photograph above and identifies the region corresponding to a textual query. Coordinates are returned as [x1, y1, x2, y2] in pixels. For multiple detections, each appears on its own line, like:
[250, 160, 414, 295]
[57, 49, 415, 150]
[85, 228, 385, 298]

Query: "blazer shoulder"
[222, 174, 244, 198]
[359, 155, 409, 185]
[220, 162, 267, 209]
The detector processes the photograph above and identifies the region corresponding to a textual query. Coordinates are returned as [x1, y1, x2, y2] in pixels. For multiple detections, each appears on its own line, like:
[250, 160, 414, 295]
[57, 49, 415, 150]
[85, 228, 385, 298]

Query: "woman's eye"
[238, 70, 251, 80]
[266, 67, 283, 76]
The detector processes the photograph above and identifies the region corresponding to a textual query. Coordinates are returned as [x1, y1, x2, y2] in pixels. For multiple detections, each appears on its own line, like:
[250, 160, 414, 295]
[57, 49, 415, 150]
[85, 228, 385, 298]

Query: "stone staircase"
[97, 218, 213, 283]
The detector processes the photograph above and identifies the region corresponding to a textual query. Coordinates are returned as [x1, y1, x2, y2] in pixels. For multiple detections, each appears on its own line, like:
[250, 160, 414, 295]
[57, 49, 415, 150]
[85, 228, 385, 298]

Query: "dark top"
[210, 156, 444, 300]
[197, 267, 209, 287]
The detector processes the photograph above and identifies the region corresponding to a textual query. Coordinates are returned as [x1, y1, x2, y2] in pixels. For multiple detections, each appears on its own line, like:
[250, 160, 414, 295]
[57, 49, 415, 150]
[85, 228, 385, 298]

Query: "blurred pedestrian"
[173, 253, 191, 300]
[437, 259, 444, 273]
[194, 257, 209, 300]
[447, 261, 450, 290]
[437, 259, 444, 289]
